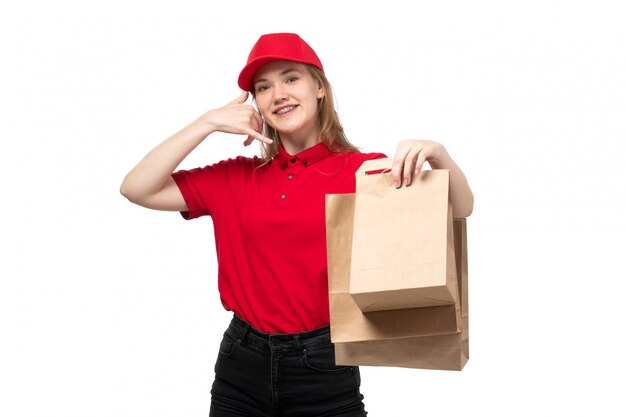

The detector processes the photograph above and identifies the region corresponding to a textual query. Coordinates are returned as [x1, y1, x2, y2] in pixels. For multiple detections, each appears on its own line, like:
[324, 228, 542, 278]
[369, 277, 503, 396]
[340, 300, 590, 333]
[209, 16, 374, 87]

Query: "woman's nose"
[272, 84, 288, 102]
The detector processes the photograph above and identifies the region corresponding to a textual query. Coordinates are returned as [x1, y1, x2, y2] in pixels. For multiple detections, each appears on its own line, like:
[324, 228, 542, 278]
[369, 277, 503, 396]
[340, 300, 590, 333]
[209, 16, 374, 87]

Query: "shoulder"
[214, 155, 259, 168]
[199, 155, 262, 172]
[173, 155, 262, 182]
[341, 150, 388, 168]
[353, 150, 388, 161]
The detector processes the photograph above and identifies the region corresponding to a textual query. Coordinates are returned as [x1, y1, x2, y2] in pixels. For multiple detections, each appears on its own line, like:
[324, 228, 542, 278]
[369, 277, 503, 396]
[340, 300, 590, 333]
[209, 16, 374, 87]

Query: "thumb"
[230, 90, 249, 105]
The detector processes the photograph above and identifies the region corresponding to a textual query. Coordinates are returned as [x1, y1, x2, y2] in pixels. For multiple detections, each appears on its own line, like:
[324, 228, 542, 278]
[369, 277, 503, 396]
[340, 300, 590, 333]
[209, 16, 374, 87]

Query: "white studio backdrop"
[1, 0, 625, 415]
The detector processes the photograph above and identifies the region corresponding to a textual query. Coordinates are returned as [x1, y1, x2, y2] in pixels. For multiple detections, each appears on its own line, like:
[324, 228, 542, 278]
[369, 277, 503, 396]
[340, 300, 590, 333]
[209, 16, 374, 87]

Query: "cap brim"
[238, 56, 286, 92]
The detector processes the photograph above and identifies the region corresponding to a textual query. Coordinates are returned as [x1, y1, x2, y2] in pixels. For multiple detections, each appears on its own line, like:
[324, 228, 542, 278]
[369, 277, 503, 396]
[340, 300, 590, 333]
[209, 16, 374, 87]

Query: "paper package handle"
[356, 157, 394, 176]
[365, 168, 392, 176]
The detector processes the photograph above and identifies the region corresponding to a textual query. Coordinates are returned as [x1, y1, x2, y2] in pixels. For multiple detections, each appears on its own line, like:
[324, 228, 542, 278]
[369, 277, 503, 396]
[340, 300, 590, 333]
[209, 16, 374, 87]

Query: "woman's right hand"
[204, 91, 273, 146]
[120, 91, 273, 211]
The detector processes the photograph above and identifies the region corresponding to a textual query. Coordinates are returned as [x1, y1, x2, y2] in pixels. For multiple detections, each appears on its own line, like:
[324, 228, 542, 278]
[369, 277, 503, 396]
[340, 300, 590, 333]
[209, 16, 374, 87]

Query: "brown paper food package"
[350, 160, 458, 312]
[326, 190, 469, 371]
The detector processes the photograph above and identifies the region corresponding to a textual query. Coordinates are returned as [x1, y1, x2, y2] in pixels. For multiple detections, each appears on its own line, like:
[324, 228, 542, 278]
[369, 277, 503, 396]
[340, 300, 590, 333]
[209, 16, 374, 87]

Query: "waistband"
[227, 314, 332, 352]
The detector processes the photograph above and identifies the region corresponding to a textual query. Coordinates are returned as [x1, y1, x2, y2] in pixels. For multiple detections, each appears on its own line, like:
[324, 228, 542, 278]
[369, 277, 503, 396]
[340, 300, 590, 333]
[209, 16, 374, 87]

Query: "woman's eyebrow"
[280, 68, 300, 75]
[254, 69, 301, 85]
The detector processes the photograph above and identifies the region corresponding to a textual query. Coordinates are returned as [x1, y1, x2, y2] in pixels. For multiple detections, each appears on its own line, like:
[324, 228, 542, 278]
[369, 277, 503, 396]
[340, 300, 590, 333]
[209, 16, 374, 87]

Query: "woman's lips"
[274, 105, 297, 116]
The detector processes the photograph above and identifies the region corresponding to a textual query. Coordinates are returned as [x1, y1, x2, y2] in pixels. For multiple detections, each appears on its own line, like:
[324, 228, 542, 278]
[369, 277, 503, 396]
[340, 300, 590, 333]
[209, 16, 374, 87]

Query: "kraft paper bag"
[350, 159, 458, 312]
[325, 192, 469, 371]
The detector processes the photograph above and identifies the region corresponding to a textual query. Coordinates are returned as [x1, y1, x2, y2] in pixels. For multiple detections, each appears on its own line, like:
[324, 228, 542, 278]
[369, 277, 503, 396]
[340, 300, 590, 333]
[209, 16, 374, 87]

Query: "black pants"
[209, 314, 368, 417]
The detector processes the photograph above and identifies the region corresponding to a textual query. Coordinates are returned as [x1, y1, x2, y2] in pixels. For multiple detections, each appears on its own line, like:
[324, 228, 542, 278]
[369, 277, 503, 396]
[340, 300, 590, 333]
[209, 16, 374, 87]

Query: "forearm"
[120, 113, 215, 200]
[430, 149, 474, 218]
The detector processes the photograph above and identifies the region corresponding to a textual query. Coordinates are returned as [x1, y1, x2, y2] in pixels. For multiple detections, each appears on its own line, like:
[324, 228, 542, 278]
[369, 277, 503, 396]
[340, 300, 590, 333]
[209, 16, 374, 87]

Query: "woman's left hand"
[391, 139, 446, 188]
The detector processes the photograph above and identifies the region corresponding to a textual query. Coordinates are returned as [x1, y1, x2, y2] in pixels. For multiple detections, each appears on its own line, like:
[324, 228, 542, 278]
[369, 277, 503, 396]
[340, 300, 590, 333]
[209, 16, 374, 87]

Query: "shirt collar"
[275, 141, 332, 169]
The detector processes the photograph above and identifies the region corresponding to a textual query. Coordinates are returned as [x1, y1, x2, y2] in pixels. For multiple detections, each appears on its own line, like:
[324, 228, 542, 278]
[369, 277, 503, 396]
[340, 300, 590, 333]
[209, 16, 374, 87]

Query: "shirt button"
[288, 174, 293, 180]
[281, 194, 286, 200]
[303, 161, 308, 166]
[290, 158, 296, 163]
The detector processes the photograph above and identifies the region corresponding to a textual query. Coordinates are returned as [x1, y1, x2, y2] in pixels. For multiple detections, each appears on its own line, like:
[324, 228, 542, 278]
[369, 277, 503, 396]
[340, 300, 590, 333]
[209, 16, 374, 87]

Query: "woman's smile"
[274, 104, 299, 116]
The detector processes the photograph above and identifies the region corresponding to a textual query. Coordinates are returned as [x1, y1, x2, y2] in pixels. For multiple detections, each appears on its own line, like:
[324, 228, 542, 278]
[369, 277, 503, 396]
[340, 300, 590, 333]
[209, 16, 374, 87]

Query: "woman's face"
[253, 60, 324, 143]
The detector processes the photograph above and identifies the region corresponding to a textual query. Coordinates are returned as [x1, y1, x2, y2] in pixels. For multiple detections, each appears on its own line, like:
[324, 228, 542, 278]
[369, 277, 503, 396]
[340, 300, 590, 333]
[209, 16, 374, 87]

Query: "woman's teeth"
[276, 106, 295, 115]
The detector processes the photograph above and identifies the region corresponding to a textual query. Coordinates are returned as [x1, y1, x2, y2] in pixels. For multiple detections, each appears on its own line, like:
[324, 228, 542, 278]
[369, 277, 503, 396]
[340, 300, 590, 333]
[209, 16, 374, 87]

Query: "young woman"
[121, 33, 473, 417]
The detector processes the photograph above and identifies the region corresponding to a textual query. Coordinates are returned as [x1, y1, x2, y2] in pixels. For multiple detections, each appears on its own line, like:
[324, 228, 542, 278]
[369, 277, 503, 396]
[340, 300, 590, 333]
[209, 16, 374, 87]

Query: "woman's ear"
[317, 81, 325, 99]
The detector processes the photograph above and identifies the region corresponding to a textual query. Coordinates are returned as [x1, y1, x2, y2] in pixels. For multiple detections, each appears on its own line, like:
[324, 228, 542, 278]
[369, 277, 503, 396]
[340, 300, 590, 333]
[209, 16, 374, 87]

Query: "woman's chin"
[273, 124, 303, 137]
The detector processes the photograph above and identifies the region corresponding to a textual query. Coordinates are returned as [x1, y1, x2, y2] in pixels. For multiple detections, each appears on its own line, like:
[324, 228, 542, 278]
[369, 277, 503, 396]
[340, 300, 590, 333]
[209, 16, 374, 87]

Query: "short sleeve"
[171, 156, 255, 220]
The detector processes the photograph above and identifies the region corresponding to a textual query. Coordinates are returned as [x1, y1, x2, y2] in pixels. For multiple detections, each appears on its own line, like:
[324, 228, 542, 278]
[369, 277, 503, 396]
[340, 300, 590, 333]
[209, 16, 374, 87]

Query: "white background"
[1, 0, 625, 415]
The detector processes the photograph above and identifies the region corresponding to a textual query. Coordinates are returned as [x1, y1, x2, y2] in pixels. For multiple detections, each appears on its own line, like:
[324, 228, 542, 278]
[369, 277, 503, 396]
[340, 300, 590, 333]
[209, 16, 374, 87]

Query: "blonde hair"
[252, 65, 360, 163]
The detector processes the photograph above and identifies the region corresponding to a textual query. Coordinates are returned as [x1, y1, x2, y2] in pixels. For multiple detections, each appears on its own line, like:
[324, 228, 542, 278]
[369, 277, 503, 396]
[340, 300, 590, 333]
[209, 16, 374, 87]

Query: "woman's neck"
[280, 131, 321, 155]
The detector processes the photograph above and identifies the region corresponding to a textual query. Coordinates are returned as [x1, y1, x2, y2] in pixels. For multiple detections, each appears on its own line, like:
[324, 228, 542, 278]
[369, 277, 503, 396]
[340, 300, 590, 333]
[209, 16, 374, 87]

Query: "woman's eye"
[256, 85, 269, 92]
[286, 76, 298, 83]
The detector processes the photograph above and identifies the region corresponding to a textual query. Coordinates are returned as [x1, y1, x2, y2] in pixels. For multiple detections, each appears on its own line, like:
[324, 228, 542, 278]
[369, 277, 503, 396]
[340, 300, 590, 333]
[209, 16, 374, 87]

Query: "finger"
[230, 90, 249, 105]
[243, 134, 257, 146]
[414, 151, 428, 177]
[391, 144, 411, 188]
[243, 128, 273, 144]
[251, 110, 264, 132]
[245, 114, 266, 143]
[403, 146, 422, 187]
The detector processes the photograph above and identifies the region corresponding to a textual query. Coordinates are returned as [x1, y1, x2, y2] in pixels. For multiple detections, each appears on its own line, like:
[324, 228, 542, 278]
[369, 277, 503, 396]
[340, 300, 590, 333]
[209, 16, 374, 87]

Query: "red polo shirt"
[171, 142, 386, 334]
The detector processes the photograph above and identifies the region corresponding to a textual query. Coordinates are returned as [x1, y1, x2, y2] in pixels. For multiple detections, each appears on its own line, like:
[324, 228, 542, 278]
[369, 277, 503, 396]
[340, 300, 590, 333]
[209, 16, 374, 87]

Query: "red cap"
[238, 33, 324, 92]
